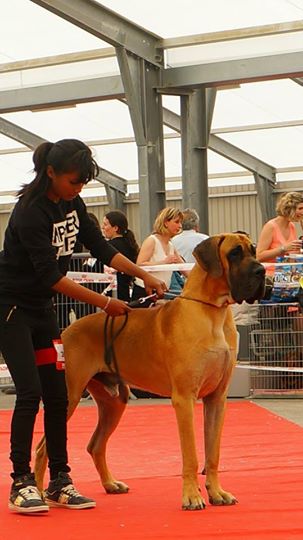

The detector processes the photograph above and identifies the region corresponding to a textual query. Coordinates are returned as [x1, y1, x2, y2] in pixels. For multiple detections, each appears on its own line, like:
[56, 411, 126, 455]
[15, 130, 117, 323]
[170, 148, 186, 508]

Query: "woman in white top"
[132, 207, 184, 303]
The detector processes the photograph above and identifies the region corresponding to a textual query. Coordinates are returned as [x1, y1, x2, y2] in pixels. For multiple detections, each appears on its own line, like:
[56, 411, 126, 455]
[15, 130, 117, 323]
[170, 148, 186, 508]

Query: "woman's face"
[46, 166, 84, 202]
[164, 217, 183, 237]
[101, 217, 118, 239]
[294, 203, 303, 221]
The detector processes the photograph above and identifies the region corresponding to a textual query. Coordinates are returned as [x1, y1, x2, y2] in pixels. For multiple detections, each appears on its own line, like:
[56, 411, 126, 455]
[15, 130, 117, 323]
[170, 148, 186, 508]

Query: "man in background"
[172, 208, 208, 262]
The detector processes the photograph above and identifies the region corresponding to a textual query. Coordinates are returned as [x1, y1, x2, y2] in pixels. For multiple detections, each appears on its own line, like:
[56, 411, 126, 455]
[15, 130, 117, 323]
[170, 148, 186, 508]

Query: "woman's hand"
[103, 297, 131, 316]
[142, 274, 167, 297]
[284, 239, 302, 253]
[163, 254, 181, 264]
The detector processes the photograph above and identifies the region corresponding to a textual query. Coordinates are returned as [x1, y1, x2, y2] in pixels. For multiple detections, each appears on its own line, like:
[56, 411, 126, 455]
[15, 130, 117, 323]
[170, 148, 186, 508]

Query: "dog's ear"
[193, 235, 225, 278]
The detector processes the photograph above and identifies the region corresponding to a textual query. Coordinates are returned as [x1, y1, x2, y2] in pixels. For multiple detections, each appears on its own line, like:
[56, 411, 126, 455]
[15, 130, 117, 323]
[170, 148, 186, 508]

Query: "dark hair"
[87, 212, 101, 230]
[105, 210, 139, 260]
[18, 139, 99, 207]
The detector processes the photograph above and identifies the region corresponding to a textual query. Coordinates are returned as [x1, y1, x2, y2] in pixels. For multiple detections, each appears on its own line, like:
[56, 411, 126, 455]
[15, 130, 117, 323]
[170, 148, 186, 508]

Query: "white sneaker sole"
[44, 498, 96, 509]
[8, 502, 49, 514]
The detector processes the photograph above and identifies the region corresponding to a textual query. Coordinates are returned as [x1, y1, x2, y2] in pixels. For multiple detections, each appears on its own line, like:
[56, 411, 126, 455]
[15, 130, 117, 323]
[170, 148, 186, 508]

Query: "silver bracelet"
[103, 296, 111, 312]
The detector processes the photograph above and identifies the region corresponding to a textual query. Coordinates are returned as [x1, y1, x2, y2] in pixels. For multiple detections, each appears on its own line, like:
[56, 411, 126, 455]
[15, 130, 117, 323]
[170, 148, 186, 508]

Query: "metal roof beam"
[209, 135, 275, 182]
[163, 20, 303, 49]
[161, 51, 303, 89]
[0, 117, 126, 193]
[2, 19, 303, 74]
[0, 47, 116, 74]
[0, 117, 46, 147]
[30, 0, 163, 66]
[0, 76, 124, 113]
[162, 107, 275, 182]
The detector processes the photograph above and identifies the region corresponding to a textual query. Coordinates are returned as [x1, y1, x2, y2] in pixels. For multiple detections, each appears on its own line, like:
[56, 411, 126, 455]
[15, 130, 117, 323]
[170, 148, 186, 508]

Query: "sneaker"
[9, 473, 49, 514]
[44, 472, 96, 510]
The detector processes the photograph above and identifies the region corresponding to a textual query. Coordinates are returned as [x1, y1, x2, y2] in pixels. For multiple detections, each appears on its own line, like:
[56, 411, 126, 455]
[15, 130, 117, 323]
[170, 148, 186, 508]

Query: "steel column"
[180, 89, 216, 234]
[254, 173, 276, 223]
[117, 49, 166, 237]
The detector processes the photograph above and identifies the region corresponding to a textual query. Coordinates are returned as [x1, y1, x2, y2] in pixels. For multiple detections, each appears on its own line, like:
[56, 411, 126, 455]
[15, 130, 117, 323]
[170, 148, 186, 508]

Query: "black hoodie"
[0, 195, 117, 308]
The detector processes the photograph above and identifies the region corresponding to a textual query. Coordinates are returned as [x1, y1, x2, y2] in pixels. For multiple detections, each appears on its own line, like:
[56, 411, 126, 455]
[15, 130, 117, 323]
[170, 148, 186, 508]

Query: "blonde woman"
[257, 192, 303, 274]
[132, 207, 184, 302]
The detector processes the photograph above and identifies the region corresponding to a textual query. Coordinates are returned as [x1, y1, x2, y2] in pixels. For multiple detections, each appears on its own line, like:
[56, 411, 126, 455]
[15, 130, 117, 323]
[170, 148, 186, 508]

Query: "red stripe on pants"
[35, 347, 57, 366]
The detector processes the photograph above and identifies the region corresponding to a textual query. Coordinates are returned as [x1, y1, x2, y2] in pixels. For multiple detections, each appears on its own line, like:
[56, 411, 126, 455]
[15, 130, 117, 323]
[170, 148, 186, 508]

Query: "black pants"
[0, 304, 70, 480]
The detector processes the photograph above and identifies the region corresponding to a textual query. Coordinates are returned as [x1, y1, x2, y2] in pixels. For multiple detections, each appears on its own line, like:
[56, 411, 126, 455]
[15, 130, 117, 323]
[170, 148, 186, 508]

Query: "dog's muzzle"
[230, 261, 266, 304]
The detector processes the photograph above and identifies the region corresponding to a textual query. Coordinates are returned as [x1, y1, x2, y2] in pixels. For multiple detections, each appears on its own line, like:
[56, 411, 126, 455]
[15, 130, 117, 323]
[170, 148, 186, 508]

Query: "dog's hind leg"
[34, 389, 83, 492]
[203, 391, 237, 506]
[86, 378, 130, 494]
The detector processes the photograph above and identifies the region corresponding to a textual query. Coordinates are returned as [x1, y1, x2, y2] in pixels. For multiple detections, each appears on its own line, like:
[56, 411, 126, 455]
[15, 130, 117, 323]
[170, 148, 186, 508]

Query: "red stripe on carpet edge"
[0, 401, 303, 540]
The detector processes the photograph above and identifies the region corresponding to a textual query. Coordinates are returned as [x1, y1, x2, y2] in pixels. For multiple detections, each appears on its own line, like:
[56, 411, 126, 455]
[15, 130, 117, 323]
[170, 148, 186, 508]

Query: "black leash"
[102, 294, 157, 380]
[103, 313, 128, 383]
[102, 292, 184, 380]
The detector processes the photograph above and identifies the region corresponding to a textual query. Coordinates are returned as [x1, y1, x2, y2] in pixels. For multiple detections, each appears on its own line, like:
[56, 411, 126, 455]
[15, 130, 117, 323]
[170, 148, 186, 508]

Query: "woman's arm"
[136, 237, 157, 265]
[136, 236, 180, 266]
[256, 222, 278, 262]
[52, 276, 130, 316]
[256, 222, 300, 261]
[173, 248, 189, 276]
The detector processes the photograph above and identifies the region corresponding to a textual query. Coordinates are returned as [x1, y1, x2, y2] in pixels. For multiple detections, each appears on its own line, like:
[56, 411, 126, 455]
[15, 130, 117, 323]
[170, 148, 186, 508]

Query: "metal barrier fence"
[248, 302, 303, 396]
[56, 252, 116, 332]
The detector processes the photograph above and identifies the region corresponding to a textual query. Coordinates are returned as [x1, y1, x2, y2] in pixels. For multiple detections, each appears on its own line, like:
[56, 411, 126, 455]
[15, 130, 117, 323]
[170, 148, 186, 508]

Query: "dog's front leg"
[203, 392, 237, 506]
[171, 391, 205, 510]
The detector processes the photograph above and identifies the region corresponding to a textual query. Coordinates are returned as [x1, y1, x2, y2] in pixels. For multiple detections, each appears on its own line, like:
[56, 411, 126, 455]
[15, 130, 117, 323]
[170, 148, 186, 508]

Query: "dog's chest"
[197, 346, 234, 396]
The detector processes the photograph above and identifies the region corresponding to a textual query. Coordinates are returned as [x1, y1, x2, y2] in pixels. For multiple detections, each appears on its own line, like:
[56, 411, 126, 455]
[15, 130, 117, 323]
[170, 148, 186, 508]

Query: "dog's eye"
[228, 245, 243, 259]
[250, 243, 257, 256]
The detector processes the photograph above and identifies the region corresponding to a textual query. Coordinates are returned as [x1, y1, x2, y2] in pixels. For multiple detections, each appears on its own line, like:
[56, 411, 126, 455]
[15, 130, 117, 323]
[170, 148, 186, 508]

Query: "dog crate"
[248, 302, 303, 396]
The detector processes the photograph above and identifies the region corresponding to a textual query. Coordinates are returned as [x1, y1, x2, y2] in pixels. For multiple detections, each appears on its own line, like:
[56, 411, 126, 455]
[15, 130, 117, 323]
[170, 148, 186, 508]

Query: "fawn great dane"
[35, 233, 265, 510]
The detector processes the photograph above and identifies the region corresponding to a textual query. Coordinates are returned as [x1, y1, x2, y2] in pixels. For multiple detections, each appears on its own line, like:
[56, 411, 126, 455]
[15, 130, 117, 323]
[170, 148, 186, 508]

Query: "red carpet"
[1, 401, 303, 540]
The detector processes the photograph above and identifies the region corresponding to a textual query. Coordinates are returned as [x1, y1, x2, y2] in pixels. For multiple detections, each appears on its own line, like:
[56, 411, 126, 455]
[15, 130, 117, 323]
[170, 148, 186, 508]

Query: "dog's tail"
[34, 435, 47, 492]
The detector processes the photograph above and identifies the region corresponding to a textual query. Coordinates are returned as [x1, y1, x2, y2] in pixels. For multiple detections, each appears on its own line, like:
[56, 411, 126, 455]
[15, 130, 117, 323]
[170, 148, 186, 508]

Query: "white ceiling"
[1, 0, 303, 202]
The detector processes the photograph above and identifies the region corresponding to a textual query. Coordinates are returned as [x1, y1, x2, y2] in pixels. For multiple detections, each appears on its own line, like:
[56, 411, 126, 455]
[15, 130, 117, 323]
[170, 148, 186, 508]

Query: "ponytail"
[105, 210, 140, 262]
[18, 142, 54, 206]
[124, 229, 140, 261]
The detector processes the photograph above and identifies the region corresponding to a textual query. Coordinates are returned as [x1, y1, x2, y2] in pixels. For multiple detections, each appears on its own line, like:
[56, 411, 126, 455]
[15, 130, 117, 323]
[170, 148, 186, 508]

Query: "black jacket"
[0, 195, 117, 308]
[108, 237, 137, 302]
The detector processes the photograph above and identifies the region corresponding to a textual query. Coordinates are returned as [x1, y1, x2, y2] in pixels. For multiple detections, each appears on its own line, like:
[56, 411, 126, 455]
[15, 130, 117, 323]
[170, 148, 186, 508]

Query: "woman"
[256, 191, 303, 378]
[0, 139, 166, 514]
[256, 191, 303, 273]
[102, 210, 139, 302]
[132, 207, 184, 302]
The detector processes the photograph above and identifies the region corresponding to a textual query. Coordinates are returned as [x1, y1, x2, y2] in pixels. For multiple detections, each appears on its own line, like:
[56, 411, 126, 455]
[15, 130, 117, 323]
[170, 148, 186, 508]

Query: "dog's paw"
[209, 490, 238, 506]
[182, 488, 206, 510]
[104, 480, 129, 494]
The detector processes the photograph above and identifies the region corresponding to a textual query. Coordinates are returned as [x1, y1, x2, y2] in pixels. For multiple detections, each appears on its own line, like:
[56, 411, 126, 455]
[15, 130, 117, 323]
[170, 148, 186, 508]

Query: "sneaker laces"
[18, 486, 41, 500]
[60, 484, 82, 498]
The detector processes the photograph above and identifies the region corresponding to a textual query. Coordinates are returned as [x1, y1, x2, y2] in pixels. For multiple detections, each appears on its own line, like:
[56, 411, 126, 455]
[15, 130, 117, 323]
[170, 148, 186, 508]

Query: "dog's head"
[193, 233, 265, 304]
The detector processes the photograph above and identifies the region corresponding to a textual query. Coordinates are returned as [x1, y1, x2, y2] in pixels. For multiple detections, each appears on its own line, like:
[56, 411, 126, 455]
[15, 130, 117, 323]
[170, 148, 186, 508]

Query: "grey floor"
[0, 390, 302, 427]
